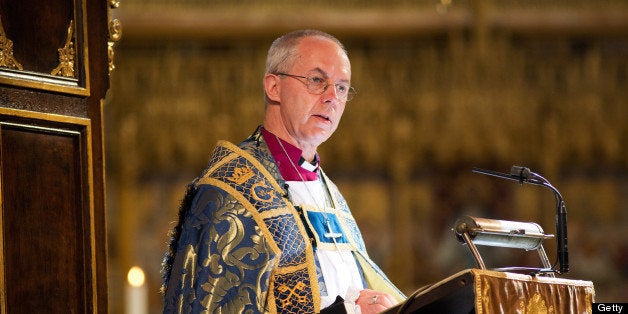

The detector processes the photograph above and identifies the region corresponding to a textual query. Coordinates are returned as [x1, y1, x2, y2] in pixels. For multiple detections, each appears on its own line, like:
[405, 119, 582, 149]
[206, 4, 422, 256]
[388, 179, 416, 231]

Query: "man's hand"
[355, 289, 397, 314]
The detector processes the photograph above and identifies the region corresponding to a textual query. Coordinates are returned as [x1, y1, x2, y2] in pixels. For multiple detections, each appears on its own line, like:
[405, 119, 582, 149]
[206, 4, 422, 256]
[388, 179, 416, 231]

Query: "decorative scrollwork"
[108, 0, 122, 74]
[51, 20, 76, 77]
[109, 18, 122, 42]
[0, 16, 23, 70]
[109, 0, 120, 9]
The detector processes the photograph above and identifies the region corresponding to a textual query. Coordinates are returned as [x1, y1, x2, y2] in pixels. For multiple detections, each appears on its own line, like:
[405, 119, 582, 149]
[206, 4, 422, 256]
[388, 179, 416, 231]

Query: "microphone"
[472, 165, 540, 185]
[510, 166, 531, 182]
[472, 165, 569, 274]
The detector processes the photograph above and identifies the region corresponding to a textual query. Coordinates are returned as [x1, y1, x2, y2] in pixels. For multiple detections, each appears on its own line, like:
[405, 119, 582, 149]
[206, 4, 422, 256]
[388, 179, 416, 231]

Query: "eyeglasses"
[276, 72, 356, 102]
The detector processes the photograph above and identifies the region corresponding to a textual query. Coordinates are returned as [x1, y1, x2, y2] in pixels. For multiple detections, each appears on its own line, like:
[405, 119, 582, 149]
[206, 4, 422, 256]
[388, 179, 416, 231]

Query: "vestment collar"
[261, 127, 319, 181]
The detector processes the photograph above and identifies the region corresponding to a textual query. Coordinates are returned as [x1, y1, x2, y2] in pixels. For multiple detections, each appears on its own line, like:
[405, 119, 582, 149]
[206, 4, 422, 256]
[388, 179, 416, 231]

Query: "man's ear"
[264, 73, 281, 103]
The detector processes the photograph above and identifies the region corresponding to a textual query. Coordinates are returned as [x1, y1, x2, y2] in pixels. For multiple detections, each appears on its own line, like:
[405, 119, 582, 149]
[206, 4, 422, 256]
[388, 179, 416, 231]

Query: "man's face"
[277, 37, 351, 149]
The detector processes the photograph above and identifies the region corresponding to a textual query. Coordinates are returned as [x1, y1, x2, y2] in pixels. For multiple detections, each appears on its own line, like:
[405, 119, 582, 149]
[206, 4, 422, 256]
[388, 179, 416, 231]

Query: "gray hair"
[265, 29, 347, 74]
[264, 29, 348, 104]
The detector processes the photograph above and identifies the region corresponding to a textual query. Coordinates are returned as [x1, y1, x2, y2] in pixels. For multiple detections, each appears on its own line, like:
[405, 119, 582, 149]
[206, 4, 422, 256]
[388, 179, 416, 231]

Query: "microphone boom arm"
[472, 166, 569, 274]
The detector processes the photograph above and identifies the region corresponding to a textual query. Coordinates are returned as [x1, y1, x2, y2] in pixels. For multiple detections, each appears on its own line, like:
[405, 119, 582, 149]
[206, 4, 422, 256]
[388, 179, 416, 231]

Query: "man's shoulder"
[191, 137, 288, 217]
[205, 126, 266, 165]
[196, 134, 282, 191]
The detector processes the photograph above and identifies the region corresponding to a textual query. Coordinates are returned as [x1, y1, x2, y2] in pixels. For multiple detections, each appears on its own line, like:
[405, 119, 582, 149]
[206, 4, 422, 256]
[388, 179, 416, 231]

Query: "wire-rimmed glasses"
[276, 72, 356, 102]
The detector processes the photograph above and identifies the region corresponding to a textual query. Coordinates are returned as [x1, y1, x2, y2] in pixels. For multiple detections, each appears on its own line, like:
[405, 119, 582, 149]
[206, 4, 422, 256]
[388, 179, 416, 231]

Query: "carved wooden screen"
[0, 0, 114, 312]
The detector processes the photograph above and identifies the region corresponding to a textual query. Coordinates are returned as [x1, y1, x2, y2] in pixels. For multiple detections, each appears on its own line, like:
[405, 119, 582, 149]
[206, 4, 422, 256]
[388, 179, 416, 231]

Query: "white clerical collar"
[299, 156, 319, 172]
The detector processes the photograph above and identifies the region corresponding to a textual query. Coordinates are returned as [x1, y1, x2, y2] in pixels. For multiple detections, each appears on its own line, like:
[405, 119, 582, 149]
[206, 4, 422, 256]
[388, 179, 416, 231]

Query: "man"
[162, 29, 404, 313]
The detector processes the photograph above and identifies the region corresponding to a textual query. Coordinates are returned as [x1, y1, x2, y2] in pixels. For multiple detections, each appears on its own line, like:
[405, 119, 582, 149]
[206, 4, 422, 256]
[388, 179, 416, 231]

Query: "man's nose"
[321, 84, 340, 103]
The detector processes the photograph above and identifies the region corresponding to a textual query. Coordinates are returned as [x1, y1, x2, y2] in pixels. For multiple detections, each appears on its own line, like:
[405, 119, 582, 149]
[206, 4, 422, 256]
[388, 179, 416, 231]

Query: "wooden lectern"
[384, 268, 595, 313]
[386, 214, 594, 313]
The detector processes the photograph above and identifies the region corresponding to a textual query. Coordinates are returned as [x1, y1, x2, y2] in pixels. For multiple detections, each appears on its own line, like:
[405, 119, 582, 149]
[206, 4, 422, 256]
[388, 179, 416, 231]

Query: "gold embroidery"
[227, 165, 255, 185]
[196, 195, 274, 312]
[277, 282, 308, 307]
[480, 277, 492, 312]
[518, 293, 554, 314]
[585, 287, 594, 313]
[179, 246, 198, 308]
[208, 140, 322, 311]
[216, 141, 283, 192]
[472, 269, 592, 314]
[251, 181, 277, 202]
